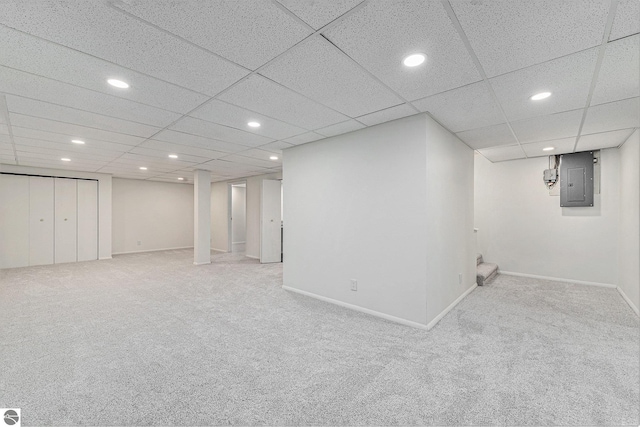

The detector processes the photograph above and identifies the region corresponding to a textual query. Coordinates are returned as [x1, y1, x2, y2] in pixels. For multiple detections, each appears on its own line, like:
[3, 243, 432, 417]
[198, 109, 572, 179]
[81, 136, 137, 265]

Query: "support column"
[194, 170, 211, 265]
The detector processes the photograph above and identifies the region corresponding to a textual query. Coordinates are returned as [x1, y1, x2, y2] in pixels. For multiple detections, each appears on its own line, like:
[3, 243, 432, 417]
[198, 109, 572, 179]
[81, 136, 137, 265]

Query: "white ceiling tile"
[221, 154, 281, 169]
[0, 26, 208, 114]
[452, 0, 609, 77]
[18, 159, 101, 172]
[456, 123, 516, 150]
[114, 1, 311, 70]
[591, 35, 640, 106]
[11, 126, 132, 153]
[0, 156, 17, 165]
[0, 125, 9, 135]
[477, 145, 527, 163]
[576, 129, 637, 151]
[490, 48, 598, 122]
[233, 149, 283, 163]
[15, 151, 108, 167]
[521, 137, 577, 158]
[261, 36, 402, 117]
[0, 1, 248, 96]
[315, 119, 366, 137]
[258, 141, 295, 153]
[14, 141, 120, 163]
[189, 100, 306, 140]
[0, 134, 12, 144]
[198, 159, 269, 174]
[356, 104, 417, 127]
[609, 0, 640, 41]
[511, 109, 584, 144]
[6, 96, 161, 138]
[276, 0, 362, 30]
[127, 147, 207, 164]
[139, 139, 229, 160]
[9, 114, 146, 146]
[283, 132, 325, 145]
[153, 130, 248, 154]
[0, 66, 181, 128]
[582, 97, 640, 134]
[325, 0, 481, 101]
[413, 82, 503, 132]
[169, 116, 274, 148]
[13, 136, 128, 158]
[219, 75, 348, 130]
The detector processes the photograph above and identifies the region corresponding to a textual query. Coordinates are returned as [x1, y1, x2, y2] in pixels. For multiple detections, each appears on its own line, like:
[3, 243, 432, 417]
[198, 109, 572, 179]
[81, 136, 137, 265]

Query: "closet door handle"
[40, 219, 44, 222]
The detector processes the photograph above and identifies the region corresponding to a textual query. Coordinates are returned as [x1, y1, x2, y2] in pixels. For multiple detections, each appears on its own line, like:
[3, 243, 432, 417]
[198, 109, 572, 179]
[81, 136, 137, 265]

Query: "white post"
[194, 170, 211, 265]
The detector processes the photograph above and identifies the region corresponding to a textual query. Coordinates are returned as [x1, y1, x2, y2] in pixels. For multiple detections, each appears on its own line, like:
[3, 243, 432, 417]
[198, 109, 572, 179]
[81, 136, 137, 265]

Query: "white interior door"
[77, 180, 98, 262]
[29, 176, 54, 266]
[0, 174, 30, 268]
[55, 178, 77, 264]
[260, 179, 282, 263]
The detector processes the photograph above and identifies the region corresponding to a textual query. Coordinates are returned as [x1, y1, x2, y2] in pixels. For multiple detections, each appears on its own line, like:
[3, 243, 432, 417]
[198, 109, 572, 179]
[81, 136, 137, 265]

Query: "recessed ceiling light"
[403, 53, 426, 67]
[247, 121, 261, 128]
[139, 166, 147, 170]
[71, 139, 85, 144]
[168, 154, 178, 159]
[269, 156, 278, 160]
[107, 78, 130, 89]
[61, 158, 71, 161]
[178, 177, 184, 181]
[543, 147, 555, 151]
[530, 92, 552, 101]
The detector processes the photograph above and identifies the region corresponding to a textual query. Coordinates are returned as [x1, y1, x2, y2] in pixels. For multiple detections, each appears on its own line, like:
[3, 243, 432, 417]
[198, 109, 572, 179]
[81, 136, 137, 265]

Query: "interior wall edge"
[282, 286, 430, 330]
[499, 270, 616, 288]
[616, 286, 640, 317]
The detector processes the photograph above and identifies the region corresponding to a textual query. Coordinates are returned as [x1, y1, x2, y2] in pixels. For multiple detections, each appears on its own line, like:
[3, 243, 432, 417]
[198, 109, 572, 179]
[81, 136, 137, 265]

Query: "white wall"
[211, 172, 282, 256]
[618, 130, 639, 314]
[474, 148, 620, 285]
[231, 186, 246, 243]
[283, 113, 475, 328]
[424, 117, 475, 325]
[112, 178, 193, 254]
[0, 164, 112, 259]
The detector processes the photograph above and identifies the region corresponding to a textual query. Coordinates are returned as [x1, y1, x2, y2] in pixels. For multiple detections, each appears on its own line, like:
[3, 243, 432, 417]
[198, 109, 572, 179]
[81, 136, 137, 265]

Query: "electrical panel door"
[560, 151, 594, 207]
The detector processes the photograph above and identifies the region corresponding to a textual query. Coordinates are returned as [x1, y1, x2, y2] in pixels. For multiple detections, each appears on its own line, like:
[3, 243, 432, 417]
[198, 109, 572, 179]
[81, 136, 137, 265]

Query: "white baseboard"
[98, 256, 112, 260]
[616, 286, 640, 316]
[232, 241, 246, 244]
[426, 283, 478, 330]
[246, 254, 259, 260]
[499, 271, 616, 288]
[281, 286, 429, 330]
[112, 246, 193, 256]
[193, 261, 211, 265]
[211, 247, 227, 253]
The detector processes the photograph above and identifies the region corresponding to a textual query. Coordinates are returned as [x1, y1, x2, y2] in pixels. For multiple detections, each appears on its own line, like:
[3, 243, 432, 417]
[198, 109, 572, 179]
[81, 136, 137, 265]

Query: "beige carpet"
[0, 249, 638, 425]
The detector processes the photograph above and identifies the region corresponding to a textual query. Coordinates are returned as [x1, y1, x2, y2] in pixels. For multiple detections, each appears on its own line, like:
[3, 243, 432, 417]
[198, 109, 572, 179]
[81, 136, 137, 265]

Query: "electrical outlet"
[458, 273, 462, 284]
[137, 240, 141, 246]
[350, 279, 357, 291]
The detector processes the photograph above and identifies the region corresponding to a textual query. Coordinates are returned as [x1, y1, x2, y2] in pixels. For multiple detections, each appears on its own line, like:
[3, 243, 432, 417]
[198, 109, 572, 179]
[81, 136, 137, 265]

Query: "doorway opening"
[229, 181, 247, 253]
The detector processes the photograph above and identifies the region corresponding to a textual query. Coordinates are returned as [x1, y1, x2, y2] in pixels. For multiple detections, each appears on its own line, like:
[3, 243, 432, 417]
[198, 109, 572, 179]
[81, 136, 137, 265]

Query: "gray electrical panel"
[559, 151, 594, 207]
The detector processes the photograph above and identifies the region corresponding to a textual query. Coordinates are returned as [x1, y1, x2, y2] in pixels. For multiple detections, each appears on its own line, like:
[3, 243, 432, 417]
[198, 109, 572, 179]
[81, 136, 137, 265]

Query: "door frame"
[227, 180, 247, 252]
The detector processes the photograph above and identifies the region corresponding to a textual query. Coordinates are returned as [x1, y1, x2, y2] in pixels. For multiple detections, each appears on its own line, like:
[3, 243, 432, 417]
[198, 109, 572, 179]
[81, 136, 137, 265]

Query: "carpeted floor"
[1, 249, 638, 426]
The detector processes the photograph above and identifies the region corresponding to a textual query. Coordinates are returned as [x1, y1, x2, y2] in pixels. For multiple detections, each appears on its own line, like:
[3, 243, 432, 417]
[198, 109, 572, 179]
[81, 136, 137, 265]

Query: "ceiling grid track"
[572, 0, 619, 153]
[97, 0, 376, 177]
[0, 94, 19, 165]
[442, 0, 527, 158]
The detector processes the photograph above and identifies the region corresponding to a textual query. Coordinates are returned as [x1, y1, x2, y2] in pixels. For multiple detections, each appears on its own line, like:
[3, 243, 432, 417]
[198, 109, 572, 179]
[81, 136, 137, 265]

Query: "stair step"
[477, 262, 498, 286]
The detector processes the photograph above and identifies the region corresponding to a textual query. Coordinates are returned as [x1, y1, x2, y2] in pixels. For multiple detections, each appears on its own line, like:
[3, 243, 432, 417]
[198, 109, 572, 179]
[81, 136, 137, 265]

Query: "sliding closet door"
[77, 180, 98, 262]
[29, 176, 54, 266]
[54, 178, 77, 264]
[0, 174, 30, 268]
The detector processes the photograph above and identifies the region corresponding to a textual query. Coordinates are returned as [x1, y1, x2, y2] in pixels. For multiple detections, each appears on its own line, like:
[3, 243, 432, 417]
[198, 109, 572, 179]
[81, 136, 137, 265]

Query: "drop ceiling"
[0, 0, 638, 182]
